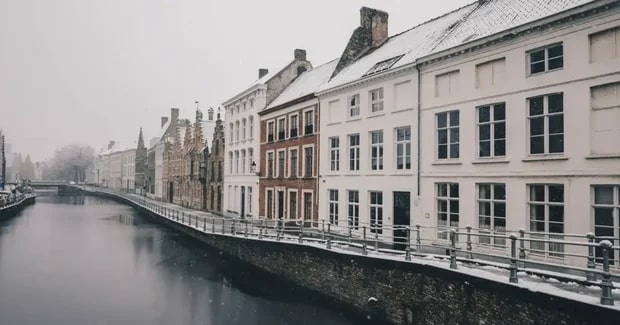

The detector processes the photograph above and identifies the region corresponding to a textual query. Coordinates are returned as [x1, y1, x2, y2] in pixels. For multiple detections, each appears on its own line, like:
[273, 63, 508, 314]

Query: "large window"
[289, 149, 297, 178]
[369, 191, 383, 234]
[348, 134, 360, 171]
[348, 190, 359, 229]
[247, 149, 253, 174]
[304, 146, 313, 177]
[229, 123, 234, 143]
[329, 190, 339, 225]
[370, 130, 383, 170]
[349, 94, 360, 117]
[395, 127, 411, 170]
[242, 119, 247, 140]
[234, 151, 239, 174]
[229, 152, 233, 173]
[478, 183, 506, 247]
[289, 190, 297, 220]
[437, 183, 459, 240]
[528, 93, 564, 155]
[370, 88, 384, 113]
[247, 187, 252, 214]
[437, 111, 459, 159]
[593, 185, 620, 264]
[267, 152, 274, 178]
[241, 150, 246, 174]
[528, 184, 564, 257]
[289, 114, 298, 138]
[235, 121, 240, 142]
[303, 192, 312, 221]
[267, 121, 275, 142]
[278, 150, 285, 178]
[529, 43, 563, 74]
[304, 110, 314, 135]
[249, 116, 254, 139]
[329, 137, 340, 171]
[278, 118, 286, 140]
[477, 103, 506, 158]
[266, 189, 273, 219]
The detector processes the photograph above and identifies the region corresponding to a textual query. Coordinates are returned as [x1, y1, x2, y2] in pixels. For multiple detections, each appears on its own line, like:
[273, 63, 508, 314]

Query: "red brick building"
[258, 60, 338, 226]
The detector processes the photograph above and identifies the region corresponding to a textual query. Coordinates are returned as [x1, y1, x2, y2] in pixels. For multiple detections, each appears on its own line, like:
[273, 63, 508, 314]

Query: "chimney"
[360, 7, 388, 47]
[294, 49, 307, 61]
[297, 66, 307, 76]
[171, 108, 179, 121]
[161, 116, 168, 127]
[259, 68, 269, 79]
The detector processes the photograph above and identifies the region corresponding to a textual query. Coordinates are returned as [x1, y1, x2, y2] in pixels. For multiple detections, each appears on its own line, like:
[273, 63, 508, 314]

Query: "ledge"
[345, 118, 362, 123]
[367, 112, 386, 119]
[472, 159, 510, 165]
[585, 154, 620, 160]
[432, 160, 462, 166]
[391, 107, 415, 114]
[522, 156, 568, 162]
[326, 122, 342, 126]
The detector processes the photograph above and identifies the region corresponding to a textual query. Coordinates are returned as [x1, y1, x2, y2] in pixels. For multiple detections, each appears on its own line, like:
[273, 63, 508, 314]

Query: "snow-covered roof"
[223, 58, 294, 106]
[267, 58, 339, 109]
[320, 4, 477, 92]
[432, 0, 596, 53]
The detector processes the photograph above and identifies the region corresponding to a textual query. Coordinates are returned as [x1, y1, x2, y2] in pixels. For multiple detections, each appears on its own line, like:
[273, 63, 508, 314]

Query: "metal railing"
[80, 186, 619, 306]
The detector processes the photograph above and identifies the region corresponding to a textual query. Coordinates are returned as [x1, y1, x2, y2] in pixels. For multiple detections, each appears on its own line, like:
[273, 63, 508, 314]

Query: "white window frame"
[349, 94, 360, 117]
[527, 93, 564, 156]
[235, 121, 240, 142]
[370, 130, 384, 171]
[288, 189, 298, 220]
[302, 190, 313, 222]
[329, 136, 340, 172]
[249, 116, 254, 139]
[289, 113, 298, 138]
[241, 149, 246, 174]
[247, 186, 253, 215]
[248, 148, 253, 174]
[348, 133, 360, 171]
[303, 108, 314, 135]
[369, 191, 383, 234]
[528, 184, 565, 257]
[234, 150, 239, 174]
[265, 188, 274, 219]
[527, 43, 564, 75]
[395, 126, 411, 170]
[477, 103, 506, 158]
[276, 149, 286, 178]
[436, 110, 460, 160]
[328, 189, 339, 225]
[369, 88, 384, 113]
[477, 183, 507, 247]
[266, 150, 274, 178]
[348, 190, 359, 230]
[278, 117, 287, 141]
[267, 120, 275, 142]
[242, 118, 247, 140]
[288, 147, 298, 178]
[302, 144, 314, 178]
[436, 183, 459, 240]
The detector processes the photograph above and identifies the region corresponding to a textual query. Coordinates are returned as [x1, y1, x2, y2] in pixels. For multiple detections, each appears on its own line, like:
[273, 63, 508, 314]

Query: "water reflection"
[0, 195, 362, 325]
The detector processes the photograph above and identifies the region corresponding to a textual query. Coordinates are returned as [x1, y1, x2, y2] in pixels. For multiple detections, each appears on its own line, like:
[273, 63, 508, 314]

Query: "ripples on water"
[0, 194, 365, 325]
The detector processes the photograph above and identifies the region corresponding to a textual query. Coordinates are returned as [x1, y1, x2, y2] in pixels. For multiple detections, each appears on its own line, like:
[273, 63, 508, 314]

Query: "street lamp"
[250, 161, 257, 175]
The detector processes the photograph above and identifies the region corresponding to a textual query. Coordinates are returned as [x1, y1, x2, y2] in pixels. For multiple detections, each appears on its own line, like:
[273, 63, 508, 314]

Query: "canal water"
[0, 193, 361, 325]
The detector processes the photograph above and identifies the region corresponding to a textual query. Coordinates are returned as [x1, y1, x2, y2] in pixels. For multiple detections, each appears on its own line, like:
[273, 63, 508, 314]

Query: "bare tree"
[48, 144, 95, 182]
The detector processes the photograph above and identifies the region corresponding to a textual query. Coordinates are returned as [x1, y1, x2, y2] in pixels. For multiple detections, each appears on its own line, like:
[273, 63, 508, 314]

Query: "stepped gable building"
[205, 108, 225, 214]
[134, 128, 147, 194]
[258, 59, 338, 225]
[157, 108, 180, 199]
[316, 0, 620, 261]
[223, 49, 312, 218]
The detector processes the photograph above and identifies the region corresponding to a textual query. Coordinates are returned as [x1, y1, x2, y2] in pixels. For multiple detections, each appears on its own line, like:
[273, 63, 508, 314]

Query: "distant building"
[134, 128, 147, 194]
[205, 109, 225, 214]
[157, 108, 180, 200]
[0, 130, 5, 188]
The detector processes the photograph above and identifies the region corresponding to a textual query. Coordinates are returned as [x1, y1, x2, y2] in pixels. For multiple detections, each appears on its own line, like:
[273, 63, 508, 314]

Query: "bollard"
[600, 240, 614, 306]
[321, 220, 325, 240]
[519, 229, 526, 268]
[299, 220, 304, 243]
[509, 233, 518, 283]
[244, 220, 248, 237]
[449, 229, 457, 269]
[586, 232, 597, 282]
[348, 223, 352, 244]
[232, 219, 236, 235]
[405, 226, 411, 261]
[362, 226, 368, 255]
[466, 225, 473, 260]
[416, 225, 421, 253]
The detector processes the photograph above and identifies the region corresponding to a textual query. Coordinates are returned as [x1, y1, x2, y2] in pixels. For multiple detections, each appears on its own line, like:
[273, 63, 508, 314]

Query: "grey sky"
[0, 0, 473, 161]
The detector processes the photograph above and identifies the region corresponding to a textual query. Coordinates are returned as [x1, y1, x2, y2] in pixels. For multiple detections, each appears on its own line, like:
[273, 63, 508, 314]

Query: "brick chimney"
[161, 116, 168, 127]
[171, 108, 179, 121]
[294, 49, 307, 61]
[360, 7, 388, 47]
[259, 68, 269, 79]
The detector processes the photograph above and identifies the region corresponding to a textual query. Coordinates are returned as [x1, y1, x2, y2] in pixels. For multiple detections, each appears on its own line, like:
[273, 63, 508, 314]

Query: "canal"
[0, 193, 362, 325]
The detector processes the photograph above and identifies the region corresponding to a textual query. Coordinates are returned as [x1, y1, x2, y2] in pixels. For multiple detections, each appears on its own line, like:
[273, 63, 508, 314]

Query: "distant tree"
[48, 144, 95, 182]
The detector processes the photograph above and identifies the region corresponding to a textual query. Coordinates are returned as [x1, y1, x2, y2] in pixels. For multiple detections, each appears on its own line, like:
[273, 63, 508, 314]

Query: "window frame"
[527, 93, 564, 156]
[348, 190, 360, 230]
[528, 184, 565, 258]
[369, 88, 384, 113]
[288, 147, 298, 178]
[436, 110, 460, 160]
[349, 94, 360, 117]
[477, 183, 507, 247]
[348, 133, 360, 171]
[476, 102, 506, 158]
[302, 190, 313, 222]
[277, 149, 286, 178]
[329, 136, 340, 172]
[370, 130, 384, 171]
[266, 150, 274, 178]
[267, 120, 275, 143]
[277, 117, 286, 141]
[288, 189, 298, 220]
[436, 183, 459, 240]
[303, 108, 314, 135]
[302, 144, 314, 178]
[328, 189, 339, 225]
[527, 43, 564, 75]
[369, 191, 383, 234]
[289, 113, 298, 138]
[395, 126, 411, 170]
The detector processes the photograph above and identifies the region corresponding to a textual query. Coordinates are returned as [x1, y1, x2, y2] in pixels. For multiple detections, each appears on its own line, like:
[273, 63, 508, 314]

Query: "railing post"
[362, 226, 368, 255]
[244, 219, 248, 237]
[374, 224, 379, 252]
[221, 218, 225, 234]
[182, 212, 185, 224]
[277, 219, 282, 241]
[232, 219, 236, 235]
[586, 232, 597, 282]
[299, 220, 304, 244]
[509, 233, 518, 283]
[348, 223, 352, 244]
[326, 223, 332, 249]
[600, 240, 614, 305]
[195, 215, 198, 227]
[321, 220, 325, 240]
[203, 217, 206, 231]
[259, 219, 263, 239]
[449, 229, 457, 269]
[405, 226, 411, 261]
[466, 225, 473, 260]
[211, 217, 215, 233]
[416, 224, 422, 253]
[519, 228, 526, 268]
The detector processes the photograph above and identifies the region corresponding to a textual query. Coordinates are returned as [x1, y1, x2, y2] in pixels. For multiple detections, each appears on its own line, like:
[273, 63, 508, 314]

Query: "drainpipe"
[415, 64, 421, 197]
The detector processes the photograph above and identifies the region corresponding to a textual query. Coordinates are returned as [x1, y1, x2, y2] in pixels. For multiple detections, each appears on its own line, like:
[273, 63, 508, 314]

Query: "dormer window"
[362, 54, 404, 77]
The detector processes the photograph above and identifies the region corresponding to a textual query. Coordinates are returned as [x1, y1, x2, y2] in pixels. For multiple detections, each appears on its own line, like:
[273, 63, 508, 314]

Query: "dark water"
[0, 194, 360, 325]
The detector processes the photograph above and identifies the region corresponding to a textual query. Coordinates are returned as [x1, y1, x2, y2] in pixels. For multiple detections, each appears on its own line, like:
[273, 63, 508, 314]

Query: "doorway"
[240, 186, 246, 218]
[277, 190, 285, 220]
[168, 182, 174, 203]
[393, 192, 411, 250]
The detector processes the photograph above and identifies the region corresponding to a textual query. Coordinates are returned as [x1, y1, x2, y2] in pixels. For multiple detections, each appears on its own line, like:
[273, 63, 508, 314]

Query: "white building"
[222, 49, 312, 218]
[120, 148, 135, 192]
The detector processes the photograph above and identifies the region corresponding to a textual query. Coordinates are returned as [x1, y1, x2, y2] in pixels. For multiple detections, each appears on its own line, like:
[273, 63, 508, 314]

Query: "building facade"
[223, 49, 312, 218]
[206, 110, 225, 214]
[134, 128, 147, 195]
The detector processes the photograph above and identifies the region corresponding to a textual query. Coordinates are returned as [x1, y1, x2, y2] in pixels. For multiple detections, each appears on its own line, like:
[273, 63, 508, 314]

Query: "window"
[370, 88, 384, 113]
[303, 192, 312, 221]
[241, 150, 246, 174]
[437, 111, 459, 159]
[348, 134, 360, 171]
[437, 183, 459, 240]
[267, 121, 274, 142]
[590, 27, 620, 63]
[278, 118, 286, 140]
[289, 115, 298, 138]
[234, 151, 239, 174]
[528, 184, 564, 257]
[267, 152, 274, 178]
[242, 119, 247, 140]
[370, 130, 383, 170]
[590, 83, 620, 155]
[435, 70, 460, 97]
[528, 93, 564, 155]
[247, 186, 252, 214]
[229, 123, 234, 143]
[348, 190, 359, 229]
[217, 161, 222, 181]
[369, 191, 383, 234]
[349, 94, 360, 117]
[592, 185, 620, 264]
[529, 43, 563, 74]
[235, 121, 240, 142]
[289, 191, 297, 219]
[329, 190, 338, 225]
[304, 146, 313, 177]
[362, 55, 404, 77]
[395, 127, 411, 170]
[329, 137, 340, 171]
[478, 184, 506, 247]
[476, 58, 506, 89]
[243, 103, 247, 111]
[266, 189, 273, 219]
[304, 110, 314, 135]
[477, 103, 506, 158]
[289, 149, 297, 178]
[248, 149, 253, 174]
[228, 152, 233, 173]
[249, 116, 254, 139]
[278, 150, 285, 178]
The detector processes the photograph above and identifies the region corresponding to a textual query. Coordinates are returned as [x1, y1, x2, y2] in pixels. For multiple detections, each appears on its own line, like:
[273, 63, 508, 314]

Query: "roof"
[267, 58, 339, 109]
[223, 58, 295, 106]
[320, 0, 598, 93]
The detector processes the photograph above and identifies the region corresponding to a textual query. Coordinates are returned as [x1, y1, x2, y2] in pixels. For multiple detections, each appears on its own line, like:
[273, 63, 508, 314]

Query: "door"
[277, 191, 285, 220]
[393, 192, 411, 250]
[168, 182, 174, 203]
[240, 186, 246, 218]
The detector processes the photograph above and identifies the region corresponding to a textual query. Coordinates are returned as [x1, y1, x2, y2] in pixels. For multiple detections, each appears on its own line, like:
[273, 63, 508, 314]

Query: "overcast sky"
[0, 0, 473, 161]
